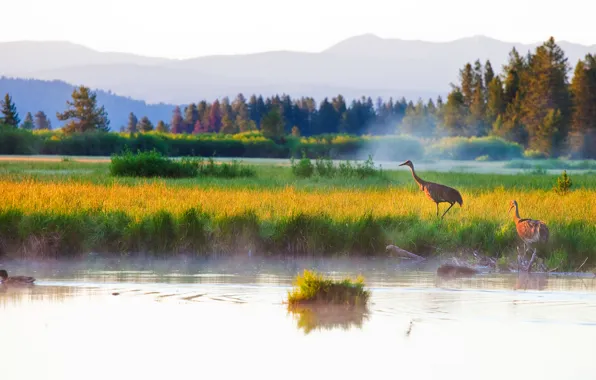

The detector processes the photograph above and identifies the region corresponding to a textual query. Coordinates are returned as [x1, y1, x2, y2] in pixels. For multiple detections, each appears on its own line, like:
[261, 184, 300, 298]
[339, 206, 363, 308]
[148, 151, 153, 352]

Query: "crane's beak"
[508, 205, 513, 213]
[398, 161, 407, 167]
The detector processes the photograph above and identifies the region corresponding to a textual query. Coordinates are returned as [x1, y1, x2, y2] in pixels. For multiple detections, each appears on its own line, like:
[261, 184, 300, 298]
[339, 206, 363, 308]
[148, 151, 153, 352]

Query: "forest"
[1, 37, 595, 159]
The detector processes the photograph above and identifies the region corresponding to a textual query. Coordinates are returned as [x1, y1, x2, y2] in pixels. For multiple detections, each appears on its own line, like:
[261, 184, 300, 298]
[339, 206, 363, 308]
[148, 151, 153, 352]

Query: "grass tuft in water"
[287, 269, 371, 306]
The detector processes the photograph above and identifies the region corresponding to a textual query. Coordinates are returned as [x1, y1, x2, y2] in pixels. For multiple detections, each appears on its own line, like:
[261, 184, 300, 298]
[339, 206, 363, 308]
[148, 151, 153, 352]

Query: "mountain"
[1, 35, 596, 106]
[0, 77, 175, 129]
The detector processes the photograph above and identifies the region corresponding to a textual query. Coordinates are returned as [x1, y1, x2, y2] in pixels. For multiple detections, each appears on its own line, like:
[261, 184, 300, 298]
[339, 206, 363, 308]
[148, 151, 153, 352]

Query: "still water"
[1, 257, 596, 380]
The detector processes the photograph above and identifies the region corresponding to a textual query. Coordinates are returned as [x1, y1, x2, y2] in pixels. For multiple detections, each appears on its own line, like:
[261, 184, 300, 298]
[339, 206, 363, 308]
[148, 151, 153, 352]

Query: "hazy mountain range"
[1, 34, 595, 128]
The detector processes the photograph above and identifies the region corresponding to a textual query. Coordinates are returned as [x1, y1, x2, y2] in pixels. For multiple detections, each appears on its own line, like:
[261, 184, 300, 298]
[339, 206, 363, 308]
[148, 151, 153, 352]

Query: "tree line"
[1, 37, 596, 158]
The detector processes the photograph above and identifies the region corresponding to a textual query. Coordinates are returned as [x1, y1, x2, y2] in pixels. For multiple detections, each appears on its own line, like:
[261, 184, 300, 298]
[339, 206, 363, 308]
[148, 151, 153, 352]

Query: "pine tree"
[442, 88, 467, 136]
[137, 116, 154, 132]
[468, 80, 487, 135]
[170, 106, 184, 134]
[34, 111, 51, 130]
[20, 112, 34, 130]
[127, 112, 138, 133]
[0, 93, 20, 127]
[486, 77, 505, 126]
[569, 54, 596, 158]
[220, 114, 237, 134]
[484, 60, 495, 95]
[260, 106, 285, 140]
[459, 63, 475, 107]
[520, 37, 571, 156]
[156, 120, 169, 133]
[184, 103, 199, 133]
[56, 86, 109, 133]
[502, 47, 526, 107]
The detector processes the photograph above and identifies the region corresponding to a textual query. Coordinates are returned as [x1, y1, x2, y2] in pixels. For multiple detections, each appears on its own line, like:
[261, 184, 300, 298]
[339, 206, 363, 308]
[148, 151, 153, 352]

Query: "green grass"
[286, 270, 371, 306]
[2, 159, 596, 192]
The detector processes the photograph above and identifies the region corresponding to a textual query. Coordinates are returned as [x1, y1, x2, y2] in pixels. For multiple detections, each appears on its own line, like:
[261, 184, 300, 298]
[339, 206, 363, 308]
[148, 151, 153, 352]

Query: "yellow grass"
[1, 179, 595, 223]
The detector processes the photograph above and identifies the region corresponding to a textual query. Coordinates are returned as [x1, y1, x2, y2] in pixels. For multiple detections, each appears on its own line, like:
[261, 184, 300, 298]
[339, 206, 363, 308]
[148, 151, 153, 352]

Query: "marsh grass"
[286, 270, 371, 306]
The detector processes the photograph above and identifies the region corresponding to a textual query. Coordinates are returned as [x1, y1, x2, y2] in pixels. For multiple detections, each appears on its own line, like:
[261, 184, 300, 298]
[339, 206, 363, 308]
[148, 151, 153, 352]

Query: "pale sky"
[3, 0, 595, 59]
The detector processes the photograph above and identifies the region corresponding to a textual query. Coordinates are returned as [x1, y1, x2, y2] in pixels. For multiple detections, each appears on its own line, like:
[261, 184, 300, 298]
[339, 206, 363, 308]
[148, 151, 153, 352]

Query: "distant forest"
[1, 37, 595, 158]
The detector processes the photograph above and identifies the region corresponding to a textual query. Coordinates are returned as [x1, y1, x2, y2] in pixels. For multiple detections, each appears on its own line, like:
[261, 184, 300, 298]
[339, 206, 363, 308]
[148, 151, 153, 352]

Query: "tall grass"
[0, 178, 595, 267]
[287, 270, 370, 306]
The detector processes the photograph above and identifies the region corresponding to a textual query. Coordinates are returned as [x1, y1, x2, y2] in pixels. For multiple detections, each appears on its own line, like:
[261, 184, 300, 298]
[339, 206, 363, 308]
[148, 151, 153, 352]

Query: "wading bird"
[0, 269, 36, 285]
[508, 200, 549, 272]
[398, 160, 463, 218]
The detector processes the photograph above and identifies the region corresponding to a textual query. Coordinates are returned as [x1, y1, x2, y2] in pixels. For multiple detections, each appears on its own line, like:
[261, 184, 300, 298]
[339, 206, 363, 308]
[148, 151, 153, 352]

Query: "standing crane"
[398, 160, 463, 219]
[508, 200, 549, 272]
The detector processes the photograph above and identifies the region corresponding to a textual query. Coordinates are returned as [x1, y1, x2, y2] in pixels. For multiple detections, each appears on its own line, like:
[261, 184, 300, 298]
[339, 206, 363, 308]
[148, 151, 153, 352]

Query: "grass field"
[0, 156, 595, 270]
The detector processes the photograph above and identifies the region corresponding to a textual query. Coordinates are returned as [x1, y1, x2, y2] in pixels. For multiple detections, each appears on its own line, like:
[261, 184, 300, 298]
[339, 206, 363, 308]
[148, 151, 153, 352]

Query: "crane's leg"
[436, 203, 439, 217]
[440, 202, 455, 219]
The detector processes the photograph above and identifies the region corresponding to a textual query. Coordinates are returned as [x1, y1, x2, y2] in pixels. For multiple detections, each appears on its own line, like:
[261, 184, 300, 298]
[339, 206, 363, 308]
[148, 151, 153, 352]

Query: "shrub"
[196, 157, 256, 178]
[109, 149, 199, 178]
[287, 269, 371, 306]
[553, 170, 572, 195]
[290, 151, 314, 178]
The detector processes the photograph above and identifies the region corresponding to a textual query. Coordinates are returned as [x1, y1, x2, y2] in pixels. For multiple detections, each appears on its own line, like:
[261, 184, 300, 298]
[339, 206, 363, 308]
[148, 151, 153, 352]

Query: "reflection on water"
[287, 304, 370, 335]
[2, 258, 596, 379]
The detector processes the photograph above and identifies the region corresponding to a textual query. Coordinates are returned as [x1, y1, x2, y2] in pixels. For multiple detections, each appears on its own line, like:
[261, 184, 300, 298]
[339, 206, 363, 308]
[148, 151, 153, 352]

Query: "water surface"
[1, 258, 595, 379]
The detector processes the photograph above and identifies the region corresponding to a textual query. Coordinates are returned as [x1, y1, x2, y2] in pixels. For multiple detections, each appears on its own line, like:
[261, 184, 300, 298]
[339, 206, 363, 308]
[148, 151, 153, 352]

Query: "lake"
[1, 257, 596, 380]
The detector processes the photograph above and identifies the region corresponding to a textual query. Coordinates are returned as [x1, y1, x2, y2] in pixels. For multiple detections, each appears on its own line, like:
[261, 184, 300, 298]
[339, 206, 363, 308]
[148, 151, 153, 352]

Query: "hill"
[0, 77, 175, 129]
[3, 35, 595, 105]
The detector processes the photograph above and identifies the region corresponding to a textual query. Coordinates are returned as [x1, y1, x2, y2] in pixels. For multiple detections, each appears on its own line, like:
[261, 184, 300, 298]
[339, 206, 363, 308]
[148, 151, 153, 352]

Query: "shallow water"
[1, 258, 596, 379]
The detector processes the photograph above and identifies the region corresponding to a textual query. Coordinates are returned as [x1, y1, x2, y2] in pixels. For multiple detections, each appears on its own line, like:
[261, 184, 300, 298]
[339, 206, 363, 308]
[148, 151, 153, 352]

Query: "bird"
[508, 200, 549, 272]
[436, 263, 479, 278]
[398, 160, 463, 218]
[0, 269, 36, 285]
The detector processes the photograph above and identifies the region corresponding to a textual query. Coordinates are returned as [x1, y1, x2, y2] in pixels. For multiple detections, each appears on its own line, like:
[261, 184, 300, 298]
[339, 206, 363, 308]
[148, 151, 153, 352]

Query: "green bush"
[196, 157, 256, 178]
[109, 149, 199, 178]
[291, 152, 315, 178]
[0, 124, 42, 154]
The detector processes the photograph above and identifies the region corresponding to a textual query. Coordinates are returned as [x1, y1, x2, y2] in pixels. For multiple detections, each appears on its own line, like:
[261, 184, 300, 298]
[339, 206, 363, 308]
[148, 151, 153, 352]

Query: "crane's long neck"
[408, 165, 427, 189]
[513, 204, 521, 222]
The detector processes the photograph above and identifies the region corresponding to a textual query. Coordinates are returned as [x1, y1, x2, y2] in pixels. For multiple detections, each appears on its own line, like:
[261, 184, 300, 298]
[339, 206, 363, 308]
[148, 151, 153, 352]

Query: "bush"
[427, 136, 524, 160]
[0, 124, 41, 154]
[290, 151, 315, 178]
[196, 157, 256, 178]
[109, 149, 199, 178]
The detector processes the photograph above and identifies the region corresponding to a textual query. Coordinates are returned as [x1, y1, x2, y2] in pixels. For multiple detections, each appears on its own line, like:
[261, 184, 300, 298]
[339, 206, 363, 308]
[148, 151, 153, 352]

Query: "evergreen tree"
[520, 37, 571, 155]
[56, 86, 109, 133]
[208, 100, 222, 132]
[459, 63, 475, 107]
[442, 88, 467, 136]
[156, 120, 170, 133]
[569, 55, 596, 158]
[220, 114, 237, 134]
[127, 112, 138, 133]
[34, 111, 51, 130]
[20, 112, 34, 130]
[184, 103, 199, 133]
[486, 77, 505, 126]
[170, 106, 184, 134]
[260, 106, 285, 140]
[484, 60, 495, 95]
[0, 93, 20, 127]
[137, 116, 154, 132]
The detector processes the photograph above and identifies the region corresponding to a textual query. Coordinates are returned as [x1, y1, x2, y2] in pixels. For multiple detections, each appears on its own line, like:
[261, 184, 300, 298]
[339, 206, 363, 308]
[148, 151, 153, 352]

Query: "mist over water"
[2, 256, 596, 379]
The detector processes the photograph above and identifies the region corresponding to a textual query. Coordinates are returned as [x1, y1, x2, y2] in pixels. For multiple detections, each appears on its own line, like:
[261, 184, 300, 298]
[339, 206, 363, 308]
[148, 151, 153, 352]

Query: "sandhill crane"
[508, 200, 549, 272]
[398, 160, 463, 218]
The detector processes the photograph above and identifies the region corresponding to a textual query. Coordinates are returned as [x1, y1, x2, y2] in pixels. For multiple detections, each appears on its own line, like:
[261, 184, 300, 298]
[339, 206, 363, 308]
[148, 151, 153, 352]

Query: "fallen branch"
[386, 245, 426, 262]
[576, 257, 589, 273]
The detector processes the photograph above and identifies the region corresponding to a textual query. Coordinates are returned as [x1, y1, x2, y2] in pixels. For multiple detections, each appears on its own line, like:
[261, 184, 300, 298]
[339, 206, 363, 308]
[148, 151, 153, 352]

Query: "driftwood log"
[385, 245, 426, 262]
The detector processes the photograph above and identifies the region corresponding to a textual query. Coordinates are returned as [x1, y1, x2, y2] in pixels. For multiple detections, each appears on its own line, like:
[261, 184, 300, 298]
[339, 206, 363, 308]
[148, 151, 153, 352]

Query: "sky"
[3, 0, 596, 59]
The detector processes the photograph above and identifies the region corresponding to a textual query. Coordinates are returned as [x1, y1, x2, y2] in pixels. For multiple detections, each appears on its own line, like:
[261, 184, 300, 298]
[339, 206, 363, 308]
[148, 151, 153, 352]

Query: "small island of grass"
[286, 269, 371, 306]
